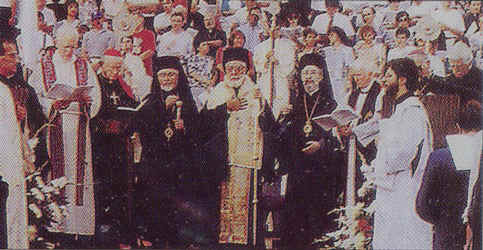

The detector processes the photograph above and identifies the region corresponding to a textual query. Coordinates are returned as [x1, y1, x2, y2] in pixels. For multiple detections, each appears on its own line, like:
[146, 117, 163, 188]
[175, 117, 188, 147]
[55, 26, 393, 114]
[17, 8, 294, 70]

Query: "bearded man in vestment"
[280, 53, 342, 249]
[372, 58, 433, 249]
[132, 56, 201, 248]
[201, 47, 276, 247]
[29, 24, 101, 244]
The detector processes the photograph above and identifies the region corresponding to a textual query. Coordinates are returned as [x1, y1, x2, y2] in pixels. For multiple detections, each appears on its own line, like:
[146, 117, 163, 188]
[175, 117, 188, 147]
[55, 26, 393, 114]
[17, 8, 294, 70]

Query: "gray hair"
[350, 58, 378, 74]
[447, 42, 473, 65]
[55, 24, 79, 44]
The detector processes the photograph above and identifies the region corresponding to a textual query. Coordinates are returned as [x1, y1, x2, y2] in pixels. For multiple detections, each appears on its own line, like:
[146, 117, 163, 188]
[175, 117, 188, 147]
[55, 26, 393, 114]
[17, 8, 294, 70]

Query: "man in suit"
[417, 100, 482, 250]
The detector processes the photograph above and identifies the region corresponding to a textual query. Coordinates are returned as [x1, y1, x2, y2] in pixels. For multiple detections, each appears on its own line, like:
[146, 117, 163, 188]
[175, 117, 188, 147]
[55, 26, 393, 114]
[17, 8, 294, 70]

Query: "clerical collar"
[394, 92, 412, 106]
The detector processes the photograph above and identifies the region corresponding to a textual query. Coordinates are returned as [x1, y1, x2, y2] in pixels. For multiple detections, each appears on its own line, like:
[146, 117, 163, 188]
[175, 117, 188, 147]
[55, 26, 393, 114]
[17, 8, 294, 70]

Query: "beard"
[160, 82, 176, 92]
[303, 80, 319, 95]
[385, 83, 399, 100]
[226, 75, 245, 88]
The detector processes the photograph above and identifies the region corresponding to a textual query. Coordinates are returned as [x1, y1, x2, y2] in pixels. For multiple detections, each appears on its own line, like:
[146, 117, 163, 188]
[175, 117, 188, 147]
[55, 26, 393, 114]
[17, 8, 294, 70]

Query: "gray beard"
[226, 76, 245, 88]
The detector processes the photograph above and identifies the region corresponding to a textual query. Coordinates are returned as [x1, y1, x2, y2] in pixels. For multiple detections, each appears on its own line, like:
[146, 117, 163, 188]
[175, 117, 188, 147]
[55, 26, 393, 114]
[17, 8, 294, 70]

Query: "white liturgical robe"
[254, 38, 296, 120]
[372, 96, 433, 249]
[0, 79, 29, 249]
[29, 52, 101, 235]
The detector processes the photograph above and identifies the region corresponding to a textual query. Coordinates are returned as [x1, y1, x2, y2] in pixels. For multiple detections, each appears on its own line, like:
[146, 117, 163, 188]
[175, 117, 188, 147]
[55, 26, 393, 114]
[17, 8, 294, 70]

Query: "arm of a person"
[140, 31, 156, 60]
[28, 65, 57, 116]
[415, 151, 443, 224]
[86, 62, 102, 118]
[379, 107, 427, 174]
[253, 44, 268, 73]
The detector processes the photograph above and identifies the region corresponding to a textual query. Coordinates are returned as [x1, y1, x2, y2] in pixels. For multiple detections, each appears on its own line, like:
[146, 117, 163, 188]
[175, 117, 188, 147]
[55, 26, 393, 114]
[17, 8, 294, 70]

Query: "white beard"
[160, 84, 176, 92]
[226, 75, 246, 88]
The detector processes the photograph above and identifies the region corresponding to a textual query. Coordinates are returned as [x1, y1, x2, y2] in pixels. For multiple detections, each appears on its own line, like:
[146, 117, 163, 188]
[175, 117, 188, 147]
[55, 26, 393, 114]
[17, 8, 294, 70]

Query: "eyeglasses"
[301, 69, 321, 77]
[398, 16, 409, 22]
[225, 65, 247, 73]
[158, 72, 179, 78]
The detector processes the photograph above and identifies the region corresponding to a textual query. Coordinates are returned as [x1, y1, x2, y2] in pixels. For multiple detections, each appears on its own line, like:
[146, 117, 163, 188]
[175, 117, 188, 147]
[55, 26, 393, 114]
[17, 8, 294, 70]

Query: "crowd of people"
[0, 0, 482, 249]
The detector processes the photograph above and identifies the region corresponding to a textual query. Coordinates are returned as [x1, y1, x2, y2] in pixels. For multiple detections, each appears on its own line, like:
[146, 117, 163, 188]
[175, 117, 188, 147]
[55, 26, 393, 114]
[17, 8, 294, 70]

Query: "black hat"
[299, 53, 325, 70]
[223, 47, 250, 66]
[154, 56, 182, 73]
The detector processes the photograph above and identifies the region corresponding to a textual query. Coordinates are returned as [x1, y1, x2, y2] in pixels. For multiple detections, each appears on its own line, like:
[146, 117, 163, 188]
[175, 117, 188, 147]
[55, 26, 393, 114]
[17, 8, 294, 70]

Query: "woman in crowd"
[186, 38, 218, 112]
[354, 24, 387, 77]
[55, 0, 80, 32]
[296, 28, 324, 62]
[323, 26, 354, 106]
[215, 29, 255, 80]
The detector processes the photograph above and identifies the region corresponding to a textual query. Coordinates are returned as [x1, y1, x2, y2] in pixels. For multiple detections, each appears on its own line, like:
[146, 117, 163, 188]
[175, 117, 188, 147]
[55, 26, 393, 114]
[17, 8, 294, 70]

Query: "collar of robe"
[394, 92, 412, 106]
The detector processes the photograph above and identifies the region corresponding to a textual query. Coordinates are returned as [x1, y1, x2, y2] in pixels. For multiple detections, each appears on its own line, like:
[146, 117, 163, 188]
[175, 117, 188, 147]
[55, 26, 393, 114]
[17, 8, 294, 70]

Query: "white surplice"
[29, 52, 101, 235]
[372, 96, 434, 250]
[0, 79, 29, 249]
[253, 38, 296, 120]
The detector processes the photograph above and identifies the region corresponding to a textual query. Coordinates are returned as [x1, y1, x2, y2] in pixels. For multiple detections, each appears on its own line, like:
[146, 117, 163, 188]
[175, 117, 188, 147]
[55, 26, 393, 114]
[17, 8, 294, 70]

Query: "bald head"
[447, 42, 473, 78]
[350, 59, 378, 88]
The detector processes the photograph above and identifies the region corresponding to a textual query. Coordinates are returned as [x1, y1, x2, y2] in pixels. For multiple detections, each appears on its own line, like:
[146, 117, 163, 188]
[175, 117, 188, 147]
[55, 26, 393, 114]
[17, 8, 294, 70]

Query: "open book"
[116, 98, 148, 112]
[46, 84, 93, 100]
[312, 109, 360, 131]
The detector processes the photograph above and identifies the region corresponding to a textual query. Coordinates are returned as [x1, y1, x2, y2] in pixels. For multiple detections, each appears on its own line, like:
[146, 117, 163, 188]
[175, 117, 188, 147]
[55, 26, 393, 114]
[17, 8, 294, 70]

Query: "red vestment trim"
[40, 55, 56, 92]
[74, 58, 88, 206]
[41, 56, 66, 182]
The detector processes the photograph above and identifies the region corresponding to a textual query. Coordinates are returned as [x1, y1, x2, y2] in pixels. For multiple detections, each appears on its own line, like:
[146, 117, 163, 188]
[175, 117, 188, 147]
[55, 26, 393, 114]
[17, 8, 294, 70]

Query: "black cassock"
[90, 74, 138, 245]
[281, 81, 345, 248]
[133, 85, 204, 247]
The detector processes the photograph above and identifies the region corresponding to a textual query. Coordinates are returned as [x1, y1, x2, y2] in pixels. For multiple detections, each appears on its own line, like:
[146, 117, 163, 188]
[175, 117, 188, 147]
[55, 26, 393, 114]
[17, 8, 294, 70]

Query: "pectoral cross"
[110, 91, 120, 105]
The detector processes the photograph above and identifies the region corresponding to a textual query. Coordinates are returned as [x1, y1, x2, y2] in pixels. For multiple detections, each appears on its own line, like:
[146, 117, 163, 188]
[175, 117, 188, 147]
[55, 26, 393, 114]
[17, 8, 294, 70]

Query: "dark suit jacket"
[416, 148, 481, 250]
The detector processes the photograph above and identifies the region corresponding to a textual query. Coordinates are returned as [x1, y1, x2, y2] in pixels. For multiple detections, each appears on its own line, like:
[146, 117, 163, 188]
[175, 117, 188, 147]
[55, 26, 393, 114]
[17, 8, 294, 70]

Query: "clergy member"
[202, 47, 275, 247]
[29, 24, 101, 244]
[281, 53, 342, 249]
[90, 48, 138, 248]
[0, 28, 29, 250]
[372, 58, 433, 249]
[253, 22, 296, 121]
[133, 56, 200, 248]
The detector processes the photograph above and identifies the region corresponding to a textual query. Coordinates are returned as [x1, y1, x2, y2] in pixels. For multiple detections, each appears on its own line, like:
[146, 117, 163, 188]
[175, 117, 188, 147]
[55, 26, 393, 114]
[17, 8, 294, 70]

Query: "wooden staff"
[268, 17, 277, 107]
[252, 89, 265, 246]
